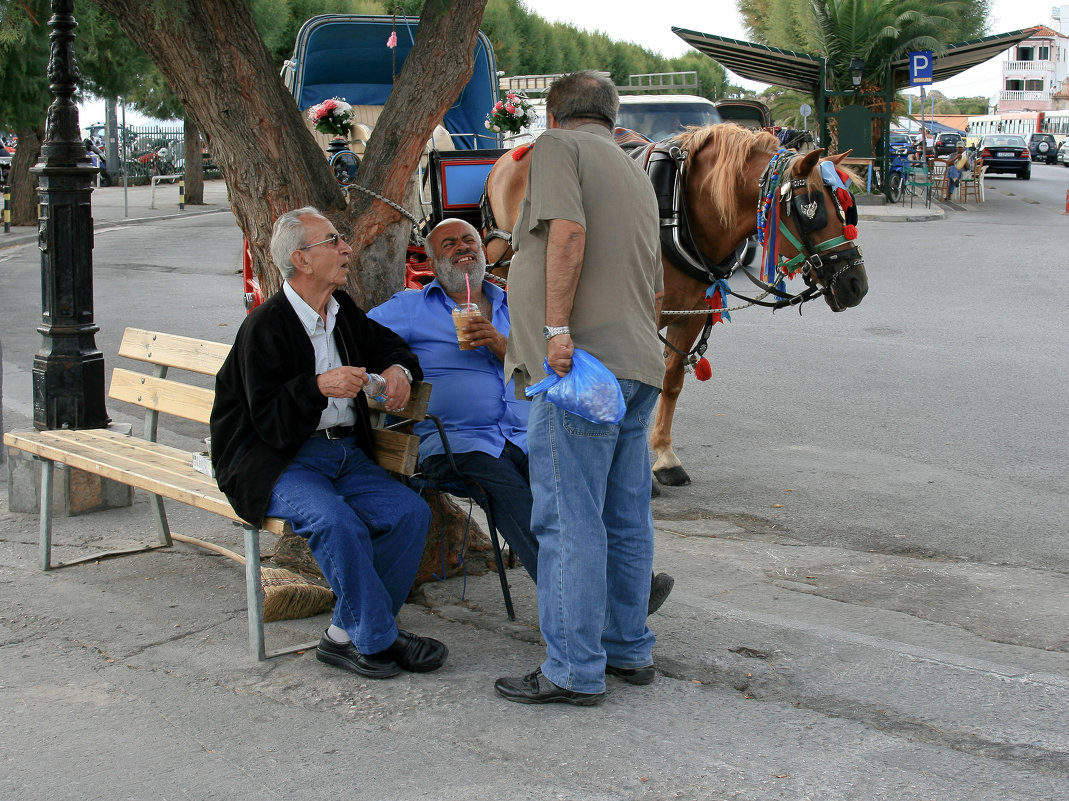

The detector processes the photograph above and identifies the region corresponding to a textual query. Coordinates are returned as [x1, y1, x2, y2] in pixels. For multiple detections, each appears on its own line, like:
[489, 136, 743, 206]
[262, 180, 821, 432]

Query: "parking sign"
[910, 51, 933, 86]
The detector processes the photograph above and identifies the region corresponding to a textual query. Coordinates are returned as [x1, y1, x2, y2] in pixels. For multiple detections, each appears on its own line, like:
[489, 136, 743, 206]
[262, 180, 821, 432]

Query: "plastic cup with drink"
[452, 303, 481, 350]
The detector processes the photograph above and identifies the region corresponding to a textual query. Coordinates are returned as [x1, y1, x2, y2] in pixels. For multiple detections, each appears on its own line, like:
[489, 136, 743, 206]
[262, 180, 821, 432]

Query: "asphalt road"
[1, 179, 1067, 800]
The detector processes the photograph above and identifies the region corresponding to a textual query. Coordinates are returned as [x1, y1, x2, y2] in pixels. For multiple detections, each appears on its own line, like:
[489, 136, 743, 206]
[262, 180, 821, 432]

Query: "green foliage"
[0, 0, 50, 130]
[738, 0, 991, 96]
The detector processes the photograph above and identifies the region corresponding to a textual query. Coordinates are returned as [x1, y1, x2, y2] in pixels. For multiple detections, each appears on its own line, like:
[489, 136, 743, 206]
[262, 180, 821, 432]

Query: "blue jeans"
[421, 440, 539, 582]
[265, 436, 430, 654]
[528, 379, 660, 694]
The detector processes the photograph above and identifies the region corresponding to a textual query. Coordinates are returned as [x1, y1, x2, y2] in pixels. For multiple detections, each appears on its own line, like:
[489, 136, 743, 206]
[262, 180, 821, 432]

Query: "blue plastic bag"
[525, 348, 625, 425]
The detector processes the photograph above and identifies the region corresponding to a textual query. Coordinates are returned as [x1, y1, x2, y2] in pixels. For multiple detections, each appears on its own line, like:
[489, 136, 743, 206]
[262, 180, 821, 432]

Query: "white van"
[616, 95, 722, 141]
[509, 93, 721, 146]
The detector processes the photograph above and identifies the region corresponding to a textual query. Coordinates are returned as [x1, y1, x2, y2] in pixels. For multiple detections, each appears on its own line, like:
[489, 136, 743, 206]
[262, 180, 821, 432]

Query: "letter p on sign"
[910, 51, 933, 86]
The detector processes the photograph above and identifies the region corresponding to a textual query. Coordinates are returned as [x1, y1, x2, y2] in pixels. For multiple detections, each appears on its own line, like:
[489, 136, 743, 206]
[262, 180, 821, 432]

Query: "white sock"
[326, 624, 351, 644]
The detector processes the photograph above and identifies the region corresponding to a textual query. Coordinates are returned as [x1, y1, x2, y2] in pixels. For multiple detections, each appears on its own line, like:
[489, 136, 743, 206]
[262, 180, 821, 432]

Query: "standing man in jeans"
[495, 71, 665, 706]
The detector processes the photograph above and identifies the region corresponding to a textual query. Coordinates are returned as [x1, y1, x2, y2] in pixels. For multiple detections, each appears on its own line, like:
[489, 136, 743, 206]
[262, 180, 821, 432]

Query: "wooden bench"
[3, 327, 431, 661]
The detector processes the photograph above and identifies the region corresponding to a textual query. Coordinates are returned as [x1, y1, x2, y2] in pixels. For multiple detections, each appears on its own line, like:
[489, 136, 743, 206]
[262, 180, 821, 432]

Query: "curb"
[0, 205, 229, 250]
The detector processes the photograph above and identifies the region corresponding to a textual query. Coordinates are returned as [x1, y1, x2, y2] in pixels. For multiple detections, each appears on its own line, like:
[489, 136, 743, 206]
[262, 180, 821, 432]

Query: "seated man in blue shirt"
[370, 219, 674, 613]
[369, 218, 539, 580]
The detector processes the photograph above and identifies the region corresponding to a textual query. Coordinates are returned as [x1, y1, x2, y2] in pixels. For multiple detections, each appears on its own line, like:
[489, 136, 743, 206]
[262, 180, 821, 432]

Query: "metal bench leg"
[242, 523, 320, 660]
[481, 504, 515, 621]
[150, 495, 174, 547]
[243, 524, 267, 661]
[39, 459, 55, 570]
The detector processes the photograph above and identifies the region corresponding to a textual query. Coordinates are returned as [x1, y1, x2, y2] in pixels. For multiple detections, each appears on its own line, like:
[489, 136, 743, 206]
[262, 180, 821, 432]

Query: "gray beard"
[435, 254, 486, 294]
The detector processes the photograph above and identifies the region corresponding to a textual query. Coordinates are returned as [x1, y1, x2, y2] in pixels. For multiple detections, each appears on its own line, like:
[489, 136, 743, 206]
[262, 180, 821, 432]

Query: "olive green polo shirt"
[504, 123, 665, 392]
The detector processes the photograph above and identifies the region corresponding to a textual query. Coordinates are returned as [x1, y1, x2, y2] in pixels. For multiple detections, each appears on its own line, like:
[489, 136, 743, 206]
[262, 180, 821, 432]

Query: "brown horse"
[481, 124, 869, 486]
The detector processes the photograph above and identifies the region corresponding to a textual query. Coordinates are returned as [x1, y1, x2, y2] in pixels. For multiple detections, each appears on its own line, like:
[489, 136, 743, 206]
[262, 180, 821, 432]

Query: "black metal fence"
[87, 124, 218, 184]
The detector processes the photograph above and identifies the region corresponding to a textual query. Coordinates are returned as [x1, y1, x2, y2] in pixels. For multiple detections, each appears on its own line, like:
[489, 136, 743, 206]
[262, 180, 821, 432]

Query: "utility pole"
[30, 0, 109, 430]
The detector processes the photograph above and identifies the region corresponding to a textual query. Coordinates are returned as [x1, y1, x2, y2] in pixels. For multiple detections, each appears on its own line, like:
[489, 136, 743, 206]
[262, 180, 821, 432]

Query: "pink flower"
[507, 93, 517, 100]
[386, 31, 398, 49]
[494, 101, 504, 111]
[505, 104, 516, 114]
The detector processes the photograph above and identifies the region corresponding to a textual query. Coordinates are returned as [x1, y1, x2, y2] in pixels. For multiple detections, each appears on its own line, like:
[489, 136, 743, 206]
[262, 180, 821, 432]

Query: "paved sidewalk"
[1, 178, 232, 250]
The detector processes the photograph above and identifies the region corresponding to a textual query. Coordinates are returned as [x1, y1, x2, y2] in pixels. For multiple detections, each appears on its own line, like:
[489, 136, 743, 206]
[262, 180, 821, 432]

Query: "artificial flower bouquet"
[485, 92, 535, 135]
[307, 97, 354, 138]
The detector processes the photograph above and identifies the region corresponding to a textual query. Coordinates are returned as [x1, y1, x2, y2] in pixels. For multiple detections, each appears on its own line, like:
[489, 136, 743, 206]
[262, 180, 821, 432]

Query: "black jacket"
[210, 289, 422, 526]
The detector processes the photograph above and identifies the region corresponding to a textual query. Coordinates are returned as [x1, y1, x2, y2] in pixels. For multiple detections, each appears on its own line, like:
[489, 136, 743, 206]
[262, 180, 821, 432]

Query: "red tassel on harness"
[511, 144, 534, 161]
[694, 357, 712, 381]
[843, 223, 858, 240]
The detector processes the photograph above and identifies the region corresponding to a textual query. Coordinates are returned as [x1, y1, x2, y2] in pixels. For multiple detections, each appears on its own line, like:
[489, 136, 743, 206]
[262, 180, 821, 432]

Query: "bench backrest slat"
[110, 368, 215, 425]
[112, 328, 427, 477]
[118, 328, 230, 376]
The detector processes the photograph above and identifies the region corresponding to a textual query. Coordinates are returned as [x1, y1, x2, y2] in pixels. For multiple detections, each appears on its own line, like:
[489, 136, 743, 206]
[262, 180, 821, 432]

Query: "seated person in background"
[369, 219, 674, 613]
[211, 207, 446, 680]
[945, 144, 975, 199]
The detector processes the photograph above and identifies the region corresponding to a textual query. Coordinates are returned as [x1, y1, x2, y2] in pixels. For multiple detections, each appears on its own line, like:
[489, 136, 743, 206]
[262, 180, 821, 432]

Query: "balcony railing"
[1004, 60, 1054, 72]
[999, 89, 1053, 101]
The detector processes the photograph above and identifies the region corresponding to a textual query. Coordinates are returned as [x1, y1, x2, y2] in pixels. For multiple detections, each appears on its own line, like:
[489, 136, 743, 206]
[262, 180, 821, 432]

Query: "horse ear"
[794, 148, 823, 176]
[829, 150, 852, 164]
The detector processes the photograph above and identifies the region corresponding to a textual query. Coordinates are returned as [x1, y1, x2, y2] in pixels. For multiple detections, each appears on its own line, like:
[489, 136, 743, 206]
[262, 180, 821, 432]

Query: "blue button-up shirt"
[368, 279, 528, 463]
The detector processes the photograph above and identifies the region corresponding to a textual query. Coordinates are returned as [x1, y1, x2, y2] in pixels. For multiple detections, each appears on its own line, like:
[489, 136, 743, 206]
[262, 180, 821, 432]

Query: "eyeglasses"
[297, 233, 341, 250]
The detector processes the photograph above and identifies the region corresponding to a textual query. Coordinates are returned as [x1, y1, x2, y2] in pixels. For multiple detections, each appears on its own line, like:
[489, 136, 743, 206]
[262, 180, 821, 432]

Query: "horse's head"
[769, 149, 869, 312]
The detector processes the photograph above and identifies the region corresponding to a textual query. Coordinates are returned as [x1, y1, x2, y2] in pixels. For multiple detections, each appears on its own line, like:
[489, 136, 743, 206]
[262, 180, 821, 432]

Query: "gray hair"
[271, 206, 327, 280]
[425, 217, 479, 261]
[546, 70, 618, 129]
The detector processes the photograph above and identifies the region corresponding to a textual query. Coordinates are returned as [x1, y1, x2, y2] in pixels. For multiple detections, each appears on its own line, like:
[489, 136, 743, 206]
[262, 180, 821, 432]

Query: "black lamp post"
[30, 0, 110, 430]
[849, 58, 865, 92]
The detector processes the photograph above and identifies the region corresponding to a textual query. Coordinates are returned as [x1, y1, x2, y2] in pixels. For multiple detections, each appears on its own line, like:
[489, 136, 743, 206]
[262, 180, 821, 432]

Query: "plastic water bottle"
[363, 373, 388, 403]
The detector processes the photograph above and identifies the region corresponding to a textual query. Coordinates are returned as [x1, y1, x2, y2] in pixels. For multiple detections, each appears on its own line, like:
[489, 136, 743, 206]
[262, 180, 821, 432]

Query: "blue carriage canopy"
[284, 14, 501, 150]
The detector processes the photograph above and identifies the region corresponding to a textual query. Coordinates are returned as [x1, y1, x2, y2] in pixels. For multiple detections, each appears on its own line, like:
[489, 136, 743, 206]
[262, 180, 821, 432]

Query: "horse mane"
[670, 124, 783, 230]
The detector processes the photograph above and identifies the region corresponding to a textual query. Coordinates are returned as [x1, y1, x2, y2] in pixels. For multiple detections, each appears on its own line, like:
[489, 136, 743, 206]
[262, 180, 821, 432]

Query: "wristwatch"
[543, 325, 570, 341]
[389, 364, 414, 383]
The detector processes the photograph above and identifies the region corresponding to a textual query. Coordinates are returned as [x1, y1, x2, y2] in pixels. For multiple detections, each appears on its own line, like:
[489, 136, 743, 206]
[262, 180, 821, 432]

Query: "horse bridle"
[744, 150, 864, 310]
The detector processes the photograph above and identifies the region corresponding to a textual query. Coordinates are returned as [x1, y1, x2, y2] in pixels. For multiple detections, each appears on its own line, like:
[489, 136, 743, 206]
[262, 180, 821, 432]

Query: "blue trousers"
[528, 380, 660, 694]
[265, 436, 430, 654]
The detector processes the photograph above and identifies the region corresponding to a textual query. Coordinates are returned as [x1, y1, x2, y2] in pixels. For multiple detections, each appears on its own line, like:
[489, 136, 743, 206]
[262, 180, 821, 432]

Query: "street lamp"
[849, 58, 865, 92]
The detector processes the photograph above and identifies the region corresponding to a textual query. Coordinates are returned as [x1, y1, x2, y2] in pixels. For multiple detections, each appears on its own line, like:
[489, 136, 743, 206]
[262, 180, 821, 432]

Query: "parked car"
[1058, 138, 1069, 167]
[934, 131, 964, 156]
[977, 134, 1030, 179]
[1026, 132, 1058, 164]
[714, 99, 772, 131]
[887, 131, 912, 155]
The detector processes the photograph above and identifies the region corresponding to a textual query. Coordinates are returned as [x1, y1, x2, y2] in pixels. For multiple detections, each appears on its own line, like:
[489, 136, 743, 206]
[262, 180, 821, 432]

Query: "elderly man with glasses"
[211, 207, 446, 680]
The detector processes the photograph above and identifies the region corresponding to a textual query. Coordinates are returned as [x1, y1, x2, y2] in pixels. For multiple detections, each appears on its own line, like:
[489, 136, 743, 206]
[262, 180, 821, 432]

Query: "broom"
[170, 532, 334, 622]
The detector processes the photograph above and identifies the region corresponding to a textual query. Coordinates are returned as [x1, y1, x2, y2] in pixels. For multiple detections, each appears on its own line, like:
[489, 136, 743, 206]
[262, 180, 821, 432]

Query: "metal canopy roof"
[672, 29, 822, 93]
[672, 26, 1037, 94]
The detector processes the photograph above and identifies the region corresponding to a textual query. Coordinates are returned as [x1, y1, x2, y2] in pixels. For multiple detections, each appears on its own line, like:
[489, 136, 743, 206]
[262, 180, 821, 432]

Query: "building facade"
[999, 9, 1069, 112]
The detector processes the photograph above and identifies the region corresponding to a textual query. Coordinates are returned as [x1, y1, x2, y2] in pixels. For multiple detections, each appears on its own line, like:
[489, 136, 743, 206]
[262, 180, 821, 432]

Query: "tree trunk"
[182, 115, 204, 205]
[10, 125, 43, 226]
[90, 0, 492, 583]
[93, 0, 346, 302]
[93, 0, 488, 308]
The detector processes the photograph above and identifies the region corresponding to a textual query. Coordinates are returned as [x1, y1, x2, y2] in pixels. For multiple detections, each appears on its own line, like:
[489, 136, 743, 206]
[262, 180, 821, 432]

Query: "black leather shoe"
[316, 635, 401, 679]
[376, 629, 448, 673]
[494, 668, 605, 706]
[606, 663, 656, 685]
[648, 571, 674, 615]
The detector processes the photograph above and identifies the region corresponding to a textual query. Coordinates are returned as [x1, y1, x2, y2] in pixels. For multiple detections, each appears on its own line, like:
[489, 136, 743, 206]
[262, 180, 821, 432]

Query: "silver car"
[1058, 138, 1069, 168]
